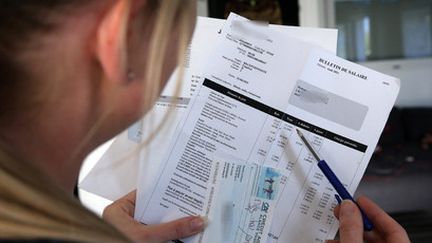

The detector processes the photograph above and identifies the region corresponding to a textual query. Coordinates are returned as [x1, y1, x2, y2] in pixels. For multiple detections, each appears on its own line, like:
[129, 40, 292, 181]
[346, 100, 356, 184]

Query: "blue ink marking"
[256, 167, 281, 200]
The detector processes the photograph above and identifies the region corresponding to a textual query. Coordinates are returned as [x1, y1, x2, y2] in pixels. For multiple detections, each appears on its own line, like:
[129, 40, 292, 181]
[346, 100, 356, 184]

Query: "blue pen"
[296, 129, 373, 231]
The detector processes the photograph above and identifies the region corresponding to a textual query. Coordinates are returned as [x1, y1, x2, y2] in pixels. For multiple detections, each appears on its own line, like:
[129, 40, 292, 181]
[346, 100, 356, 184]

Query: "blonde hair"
[0, 0, 195, 242]
[0, 149, 129, 242]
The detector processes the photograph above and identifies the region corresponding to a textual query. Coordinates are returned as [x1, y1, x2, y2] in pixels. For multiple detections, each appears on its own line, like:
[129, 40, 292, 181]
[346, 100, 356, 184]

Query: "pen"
[296, 129, 374, 231]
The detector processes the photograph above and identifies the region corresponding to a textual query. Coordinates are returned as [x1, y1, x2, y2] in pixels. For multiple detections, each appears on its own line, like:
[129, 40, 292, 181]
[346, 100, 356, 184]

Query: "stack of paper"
[80, 13, 399, 243]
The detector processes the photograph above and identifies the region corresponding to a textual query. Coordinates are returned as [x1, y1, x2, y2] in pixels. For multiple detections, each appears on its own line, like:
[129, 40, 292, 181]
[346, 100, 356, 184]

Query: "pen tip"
[296, 129, 302, 137]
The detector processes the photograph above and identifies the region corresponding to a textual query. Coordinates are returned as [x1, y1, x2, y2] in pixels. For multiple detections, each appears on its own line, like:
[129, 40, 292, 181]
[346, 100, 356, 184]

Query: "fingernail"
[190, 216, 208, 231]
[340, 200, 356, 215]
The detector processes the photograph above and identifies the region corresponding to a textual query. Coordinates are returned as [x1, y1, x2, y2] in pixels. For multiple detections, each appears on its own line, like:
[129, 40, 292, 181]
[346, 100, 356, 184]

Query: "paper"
[134, 13, 399, 243]
[78, 16, 338, 202]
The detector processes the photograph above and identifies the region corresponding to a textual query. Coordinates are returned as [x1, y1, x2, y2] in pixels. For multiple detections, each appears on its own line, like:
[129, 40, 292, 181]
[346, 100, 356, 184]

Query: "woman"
[0, 0, 410, 242]
[0, 0, 204, 242]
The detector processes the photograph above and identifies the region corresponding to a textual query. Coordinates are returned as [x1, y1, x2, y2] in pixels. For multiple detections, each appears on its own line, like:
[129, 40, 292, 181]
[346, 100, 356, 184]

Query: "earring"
[127, 70, 136, 82]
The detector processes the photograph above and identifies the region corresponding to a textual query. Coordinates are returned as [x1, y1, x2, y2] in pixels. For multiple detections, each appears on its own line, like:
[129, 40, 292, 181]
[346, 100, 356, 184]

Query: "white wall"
[197, 0, 208, 17]
[299, 0, 432, 107]
[299, 0, 327, 27]
[361, 58, 432, 107]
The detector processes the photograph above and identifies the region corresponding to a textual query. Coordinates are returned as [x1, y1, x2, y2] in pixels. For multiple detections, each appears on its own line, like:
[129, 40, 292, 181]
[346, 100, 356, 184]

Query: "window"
[334, 0, 432, 62]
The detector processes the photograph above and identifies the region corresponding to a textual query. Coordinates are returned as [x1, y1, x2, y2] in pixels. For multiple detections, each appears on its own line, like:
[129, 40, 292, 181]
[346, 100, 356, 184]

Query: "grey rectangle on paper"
[289, 80, 368, 131]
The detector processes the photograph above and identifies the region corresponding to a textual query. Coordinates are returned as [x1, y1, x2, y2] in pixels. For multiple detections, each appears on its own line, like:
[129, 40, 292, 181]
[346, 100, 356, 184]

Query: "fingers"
[356, 195, 410, 242]
[333, 195, 410, 243]
[118, 190, 137, 205]
[337, 200, 363, 243]
[142, 216, 207, 242]
[103, 191, 136, 220]
[334, 204, 340, 219]
[104, 191, 207, 243]
[119, 190, 137, 215]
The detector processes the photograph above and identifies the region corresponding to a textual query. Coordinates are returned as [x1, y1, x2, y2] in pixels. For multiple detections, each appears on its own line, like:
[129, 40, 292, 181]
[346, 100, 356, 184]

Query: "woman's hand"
[103, 190, 207, 243]
[327, 195, 410, 243]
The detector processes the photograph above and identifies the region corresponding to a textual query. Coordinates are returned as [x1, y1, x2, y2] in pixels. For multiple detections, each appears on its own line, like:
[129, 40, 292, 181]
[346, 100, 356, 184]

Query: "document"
[78, 16, 338, 202]
[134, 13, 399, 243]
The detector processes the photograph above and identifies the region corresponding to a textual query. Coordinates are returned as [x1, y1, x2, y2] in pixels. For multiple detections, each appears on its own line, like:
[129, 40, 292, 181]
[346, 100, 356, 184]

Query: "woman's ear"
[96, 0, 131, 84]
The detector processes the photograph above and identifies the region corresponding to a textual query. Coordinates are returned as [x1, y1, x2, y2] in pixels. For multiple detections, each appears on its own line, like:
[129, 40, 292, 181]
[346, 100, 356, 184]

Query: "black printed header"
[203, 78, 367, 153]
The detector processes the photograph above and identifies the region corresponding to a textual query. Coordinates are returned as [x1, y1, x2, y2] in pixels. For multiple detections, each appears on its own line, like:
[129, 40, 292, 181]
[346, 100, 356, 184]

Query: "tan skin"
[327, 195, 410, 243]
[0, 0, 409, 242]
